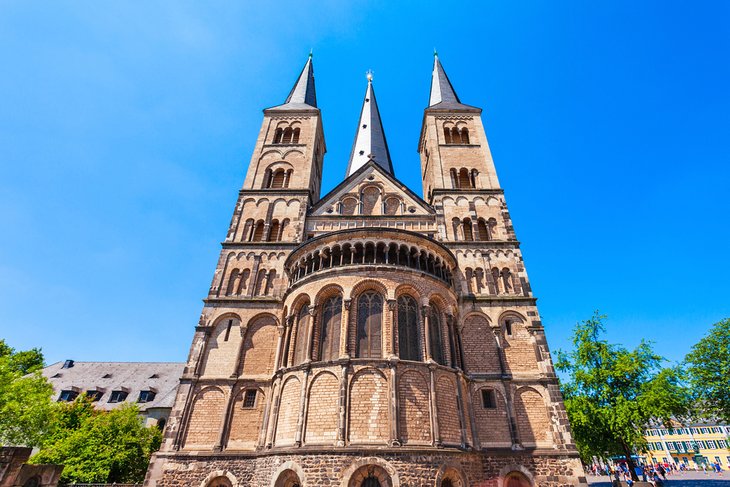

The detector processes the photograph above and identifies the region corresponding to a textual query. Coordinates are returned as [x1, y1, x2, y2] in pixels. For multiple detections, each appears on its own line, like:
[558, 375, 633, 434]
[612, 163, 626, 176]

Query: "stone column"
[454, 371, 467, 449]
[504, 383, 520, 447]
[429, 363, 441, 446]
[491, 325, 507, 376]
[284, 315, 296, 367]
[463, 374, 480, 449]
[304, 307, 317, 363]
[340, 299, 352, 358]
[422, 305, 433, 362]
[388, 360, 400, 446]
[247, 255, 262, 297]
[216, 383, 238, 451]
[272, 324, 286, 371]
[265, 374, 283, 448]
[230, 324, 248, 378]
[386, 299, 397, 358]
[294, 369, 311, 447]
[336, 364, 348, 447]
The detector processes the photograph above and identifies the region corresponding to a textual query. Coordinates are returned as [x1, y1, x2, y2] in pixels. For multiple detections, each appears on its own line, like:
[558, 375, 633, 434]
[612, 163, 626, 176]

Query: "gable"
[310, 161, 434, 217]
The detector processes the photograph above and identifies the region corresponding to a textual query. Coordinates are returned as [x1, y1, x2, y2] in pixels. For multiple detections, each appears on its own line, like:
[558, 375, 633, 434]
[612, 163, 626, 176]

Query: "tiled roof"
[42, 361, 184, 411]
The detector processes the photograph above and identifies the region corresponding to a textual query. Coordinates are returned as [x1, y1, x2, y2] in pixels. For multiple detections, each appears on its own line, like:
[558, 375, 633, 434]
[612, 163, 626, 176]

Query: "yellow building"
[643, 423, 730, 469]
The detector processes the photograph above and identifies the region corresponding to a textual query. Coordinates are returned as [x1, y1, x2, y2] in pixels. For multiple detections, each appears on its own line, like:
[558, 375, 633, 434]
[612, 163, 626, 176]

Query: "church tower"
[145, 55, 586, 487]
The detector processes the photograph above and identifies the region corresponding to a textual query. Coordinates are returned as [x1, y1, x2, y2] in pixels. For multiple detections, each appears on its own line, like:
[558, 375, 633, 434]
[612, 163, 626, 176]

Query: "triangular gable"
[310, 160, 434, 216]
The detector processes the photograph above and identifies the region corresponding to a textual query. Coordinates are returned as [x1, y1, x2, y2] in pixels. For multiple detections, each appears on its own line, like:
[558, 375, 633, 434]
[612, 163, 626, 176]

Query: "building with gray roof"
[41, 360, 184, 429]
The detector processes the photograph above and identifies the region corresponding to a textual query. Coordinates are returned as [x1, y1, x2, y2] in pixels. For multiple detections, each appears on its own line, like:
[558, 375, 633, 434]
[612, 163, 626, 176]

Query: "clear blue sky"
[1, 1, 728, 366]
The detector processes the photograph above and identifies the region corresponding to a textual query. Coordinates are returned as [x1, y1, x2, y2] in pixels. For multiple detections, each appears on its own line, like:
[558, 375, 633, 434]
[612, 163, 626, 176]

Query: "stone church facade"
[144, 55, 587, 487]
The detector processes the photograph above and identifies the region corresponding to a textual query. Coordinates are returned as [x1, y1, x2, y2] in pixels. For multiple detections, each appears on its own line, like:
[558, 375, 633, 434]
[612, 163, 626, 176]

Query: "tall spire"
[269, 54, 317, 110]
[428, 54, 474, 110]
[346, 72, 394, 176]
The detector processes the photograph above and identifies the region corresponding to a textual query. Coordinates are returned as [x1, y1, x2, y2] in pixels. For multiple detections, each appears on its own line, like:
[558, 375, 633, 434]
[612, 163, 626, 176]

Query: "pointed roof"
[346, 74, 394, 176]
[268, 55, 317, 111]
[428, 54, 478, 110]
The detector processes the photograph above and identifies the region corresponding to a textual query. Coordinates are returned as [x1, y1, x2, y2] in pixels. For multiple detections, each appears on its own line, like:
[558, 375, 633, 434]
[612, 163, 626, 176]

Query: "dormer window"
[138, 390, 156, 403]
[109, 390, 128, 403]
[58, 390, 78, 402]
[85, 390, 103, 402]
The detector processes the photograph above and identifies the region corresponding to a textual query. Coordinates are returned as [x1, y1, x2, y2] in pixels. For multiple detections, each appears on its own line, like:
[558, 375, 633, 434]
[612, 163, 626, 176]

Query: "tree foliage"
[684, 317, 730, 422]
[32, 399, 162, 484]
[0, 339, 55, 447]
[555, 312, 689, 477]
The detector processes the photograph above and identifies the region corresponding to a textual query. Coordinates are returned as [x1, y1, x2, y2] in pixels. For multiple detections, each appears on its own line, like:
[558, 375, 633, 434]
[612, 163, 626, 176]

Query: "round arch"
[434, 464, 468, 487]
[270, 461, 306, 487]
[199, 470, 238, 487]
[341, 457, 400, 487]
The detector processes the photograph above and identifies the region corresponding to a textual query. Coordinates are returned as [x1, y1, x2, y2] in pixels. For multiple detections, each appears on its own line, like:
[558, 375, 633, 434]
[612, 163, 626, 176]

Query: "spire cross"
[366, 69, 374, 82]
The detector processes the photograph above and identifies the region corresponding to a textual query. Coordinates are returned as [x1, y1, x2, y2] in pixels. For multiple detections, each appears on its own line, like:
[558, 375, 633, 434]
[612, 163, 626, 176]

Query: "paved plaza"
[588, 471, 730, 486]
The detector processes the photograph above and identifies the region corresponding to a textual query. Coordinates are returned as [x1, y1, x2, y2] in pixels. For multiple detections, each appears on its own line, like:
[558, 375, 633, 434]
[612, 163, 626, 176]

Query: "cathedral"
[143, 55, 587, 487]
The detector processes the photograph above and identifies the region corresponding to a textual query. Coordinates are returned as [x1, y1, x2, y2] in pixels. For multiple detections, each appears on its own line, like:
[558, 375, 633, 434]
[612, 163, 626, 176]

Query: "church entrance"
[362, 476, 381, 487]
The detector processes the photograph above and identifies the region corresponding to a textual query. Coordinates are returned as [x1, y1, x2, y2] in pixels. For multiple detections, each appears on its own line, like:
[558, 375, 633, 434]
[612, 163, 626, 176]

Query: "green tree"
[32, 399, 162, 484]
[555, 312, 689, 480]
[0, 339, 55, 447]
[684, 317, 730, 422]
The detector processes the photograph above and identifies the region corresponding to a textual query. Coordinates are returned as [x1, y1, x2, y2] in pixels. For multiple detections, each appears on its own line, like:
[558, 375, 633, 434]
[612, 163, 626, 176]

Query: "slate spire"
[346, 72, 394, 176]
[269, 54, 317, 110]
[428, 54, 474, 110]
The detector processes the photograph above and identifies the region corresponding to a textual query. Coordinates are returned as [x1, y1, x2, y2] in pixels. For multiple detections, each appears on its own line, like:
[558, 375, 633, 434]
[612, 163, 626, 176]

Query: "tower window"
[481, 389, 496, 409]
[242, 390, 257, 408]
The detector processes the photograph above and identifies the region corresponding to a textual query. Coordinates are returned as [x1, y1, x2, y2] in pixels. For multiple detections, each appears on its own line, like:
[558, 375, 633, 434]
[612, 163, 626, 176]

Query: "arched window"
[442, 479, 454, 487]
[477, 218, 490, 241]
[397, 295, 421, 361]
[501, 268, 513, 294]
[319, 295, 342, 361]
[293, 305, 311, 365]
[429, 305, 446, 365]
[470, 169, 478, 188]
[462, 218, 474, 241]
[450, 168, 458, 188]
[452, 217, 462, 240]
[460, 127, 470, 144]
[238, 269, 250, 294]
[282, 127, 293, 144]
[226, 269, 240, 296]
[268, 220, 281, 242]
[265, 269, 277, 295]
[251, 220, 265, 242]
[443, 126, 452, 144]
[270, 169, 286, 188]
[356, 292, 382, 358]
[254, 269, 267, 296]
[384, 196, 400, 215]
[451, 127, 460, 144]
[491, 267, 501, 294]
[341, 197, 358, 215]
[273, 128, 283, 144]
[458, 168, 471, 188]
[292, 127, 300, 143]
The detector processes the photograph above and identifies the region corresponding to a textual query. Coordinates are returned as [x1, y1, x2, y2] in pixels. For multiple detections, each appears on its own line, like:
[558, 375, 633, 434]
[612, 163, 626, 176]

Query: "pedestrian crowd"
[589, 459, 727, 485]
